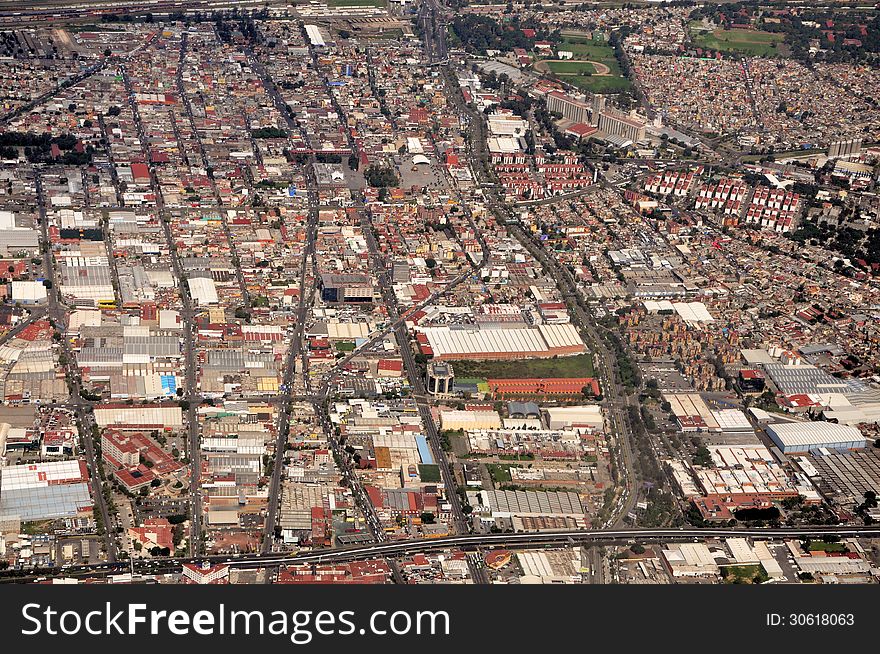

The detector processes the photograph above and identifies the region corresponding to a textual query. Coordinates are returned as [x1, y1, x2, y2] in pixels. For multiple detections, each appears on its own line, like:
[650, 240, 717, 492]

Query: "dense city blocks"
[0, 1, 879, 591]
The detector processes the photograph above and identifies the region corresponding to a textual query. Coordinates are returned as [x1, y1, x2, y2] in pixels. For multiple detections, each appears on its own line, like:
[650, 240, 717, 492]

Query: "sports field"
[543, 60, 598, 76]
[690, 25, 784, 56]
[539, 34, 632, 94]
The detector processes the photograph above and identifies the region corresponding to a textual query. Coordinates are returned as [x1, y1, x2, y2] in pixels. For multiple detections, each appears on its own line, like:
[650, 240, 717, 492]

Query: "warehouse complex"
[467, 489, 588, 531]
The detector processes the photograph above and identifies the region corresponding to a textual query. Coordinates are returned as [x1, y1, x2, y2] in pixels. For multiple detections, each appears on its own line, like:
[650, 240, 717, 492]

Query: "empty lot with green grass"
[450, 353, 595, 380]
[486, 463, 520, 484]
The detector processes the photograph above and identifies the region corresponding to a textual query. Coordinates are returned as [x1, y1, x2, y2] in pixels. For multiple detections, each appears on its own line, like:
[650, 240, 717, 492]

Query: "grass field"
[807, 541, 847, 553]
[722, 564, 769, 584]
[486, 463, 520, 484]
[21, 520, 54, 535]
[690, 25, 784, 56]
[570, 76, 633, 93]
[450, 353, 595, 380]
[328, 0, 385, 5]
[418, 464, 441, 483]
[542, 35, 631, 94]
[558, 40, 618, 66]
[545, 60, 598, 76]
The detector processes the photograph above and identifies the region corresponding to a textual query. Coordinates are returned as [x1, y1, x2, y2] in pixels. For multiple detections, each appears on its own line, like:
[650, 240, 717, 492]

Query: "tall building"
[546, 92, 592, 124]
[827, 137, 862, 159]
[320, 273, 374, 304]
[592, 95, 607, 124]
[427, 361, 455, 396]
[598, 108, 646, 143]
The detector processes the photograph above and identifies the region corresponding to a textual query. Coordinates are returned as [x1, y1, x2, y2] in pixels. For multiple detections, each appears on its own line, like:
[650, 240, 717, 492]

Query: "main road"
[35, 173, 118, 563]
[427, 0, 640, 527]
[251, 40, 325, 556]
[120, 60, 204, 555]
[3, 524, 878, 583]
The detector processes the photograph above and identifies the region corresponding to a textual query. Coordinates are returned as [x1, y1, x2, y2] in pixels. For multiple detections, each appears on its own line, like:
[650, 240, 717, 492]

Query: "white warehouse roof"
[420, 324, 584, 358]
[11, 280, 47, 302]
[765, 421, 866, 452]
[304, 24, 325, 47]
[94, 405, 184, 429]
[188, 277, 219, 305]
[545, 405, 604, 430]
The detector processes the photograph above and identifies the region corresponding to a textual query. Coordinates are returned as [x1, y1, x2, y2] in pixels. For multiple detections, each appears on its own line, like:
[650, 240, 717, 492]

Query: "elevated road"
[3, 525, 879, 583]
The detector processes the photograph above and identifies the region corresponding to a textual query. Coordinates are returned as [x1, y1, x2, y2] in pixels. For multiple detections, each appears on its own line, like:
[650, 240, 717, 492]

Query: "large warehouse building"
[0, 460, 92, 521]
[417, 324, 586, 360]
[94, 404, 184, 430]
[545, 405, 604, 431]
[765, 421, 866, 454]
[439, 410, 502, 432]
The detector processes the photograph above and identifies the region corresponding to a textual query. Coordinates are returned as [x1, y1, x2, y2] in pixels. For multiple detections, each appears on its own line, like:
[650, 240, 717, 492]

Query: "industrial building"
[804, 449, 880, 506]
[763, 363, 862, 396]
[0, 460, 92, 522]
[694, 445, 800, 499]
[765, 421, 866, 454]
[467, 489, 587, 531]
[439, 409, 501, 432]
[9, 281, 48, 305]
[58, 256, 115, 305]
[544, 405, 604, 431]
[487, 377, 599, 398]
[664, 393, 718, 431]
[418, 324, 585, 360]
[304, 24, 326, 48]
[94, 404, 184, 430]
[188, 277, 220, 305]
[642, 300, 714, 324]
[661, 542, 719, 577]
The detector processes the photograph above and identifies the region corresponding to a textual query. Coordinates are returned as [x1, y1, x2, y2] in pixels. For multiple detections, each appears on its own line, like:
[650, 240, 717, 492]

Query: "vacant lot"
[450, 353, 595, 380]
[486, 463, 520, 484]
[722, 564, 769, 584]
[418, 464, 441, 482]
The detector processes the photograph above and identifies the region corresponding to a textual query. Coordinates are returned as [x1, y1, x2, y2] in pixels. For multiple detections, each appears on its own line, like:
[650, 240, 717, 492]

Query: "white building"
[545, 405, 604, 431]
[187, 277, 219, 305]
[765, 421, 866, 454]
[10, 281, 47, 305]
